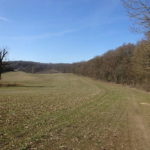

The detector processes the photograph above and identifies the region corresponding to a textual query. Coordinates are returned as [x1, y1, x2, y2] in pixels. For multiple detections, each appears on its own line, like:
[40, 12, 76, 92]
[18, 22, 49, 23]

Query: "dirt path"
[127, 95, 150, 150]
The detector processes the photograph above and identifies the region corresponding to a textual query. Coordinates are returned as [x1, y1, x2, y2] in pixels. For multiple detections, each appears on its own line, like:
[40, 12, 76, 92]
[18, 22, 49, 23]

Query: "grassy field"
[0, 72, 150, 150]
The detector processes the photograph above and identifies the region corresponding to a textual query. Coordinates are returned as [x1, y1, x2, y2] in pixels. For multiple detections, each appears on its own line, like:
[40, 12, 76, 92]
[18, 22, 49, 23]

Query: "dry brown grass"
[0, 72, 150, 150]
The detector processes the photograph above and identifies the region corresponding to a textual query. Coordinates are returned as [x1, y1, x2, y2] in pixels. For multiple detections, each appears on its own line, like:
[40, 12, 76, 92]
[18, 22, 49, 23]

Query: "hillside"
[7, 61, 72, 73]
[0, 72, 150, 150]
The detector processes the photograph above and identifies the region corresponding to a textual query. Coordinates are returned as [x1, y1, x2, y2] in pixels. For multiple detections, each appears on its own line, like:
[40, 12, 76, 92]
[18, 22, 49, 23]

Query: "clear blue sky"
[0, 0, 143, 63]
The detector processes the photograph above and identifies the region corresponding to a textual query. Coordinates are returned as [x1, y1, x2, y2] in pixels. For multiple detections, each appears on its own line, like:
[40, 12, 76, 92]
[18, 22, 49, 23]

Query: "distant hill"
[7, 61, 72, 73]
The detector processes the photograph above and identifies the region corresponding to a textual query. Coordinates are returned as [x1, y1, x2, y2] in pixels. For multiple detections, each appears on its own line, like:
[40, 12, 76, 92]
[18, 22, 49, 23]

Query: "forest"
[71, 38, 150, 91]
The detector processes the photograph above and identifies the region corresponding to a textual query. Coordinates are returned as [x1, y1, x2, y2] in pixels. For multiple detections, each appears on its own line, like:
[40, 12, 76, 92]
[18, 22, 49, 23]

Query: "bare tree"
[0, 49, 8, 80]
[122, 0, 150, 33]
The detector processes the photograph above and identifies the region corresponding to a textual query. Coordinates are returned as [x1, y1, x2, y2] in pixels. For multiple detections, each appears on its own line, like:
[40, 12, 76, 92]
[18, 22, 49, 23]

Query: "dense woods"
[72, 40, 150, 91]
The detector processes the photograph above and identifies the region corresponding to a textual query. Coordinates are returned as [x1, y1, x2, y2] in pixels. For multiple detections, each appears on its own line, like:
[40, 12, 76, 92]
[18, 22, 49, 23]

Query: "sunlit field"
[0, 72, 150, 150]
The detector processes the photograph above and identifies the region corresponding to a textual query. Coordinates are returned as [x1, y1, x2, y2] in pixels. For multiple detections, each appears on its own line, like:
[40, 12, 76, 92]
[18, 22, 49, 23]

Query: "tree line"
[71, 39, 150, 91]
[7, 61, 72, 74]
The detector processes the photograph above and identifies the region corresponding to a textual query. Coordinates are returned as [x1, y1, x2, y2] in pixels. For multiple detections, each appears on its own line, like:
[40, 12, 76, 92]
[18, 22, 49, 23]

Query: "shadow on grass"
[0, 83, 45, 88]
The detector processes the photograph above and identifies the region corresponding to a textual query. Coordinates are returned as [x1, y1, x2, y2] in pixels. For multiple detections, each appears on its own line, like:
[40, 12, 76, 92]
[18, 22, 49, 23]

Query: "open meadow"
[0, 72, 150, 150]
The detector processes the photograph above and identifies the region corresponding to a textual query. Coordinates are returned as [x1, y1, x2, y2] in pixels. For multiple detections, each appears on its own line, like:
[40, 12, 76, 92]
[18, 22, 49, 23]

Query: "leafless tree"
[122, 0, 150, 33]
[0, 49, 8, 80]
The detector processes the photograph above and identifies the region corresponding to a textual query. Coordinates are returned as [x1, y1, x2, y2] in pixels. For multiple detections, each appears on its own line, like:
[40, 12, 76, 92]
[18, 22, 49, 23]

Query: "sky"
[0, 0, 143, 63]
